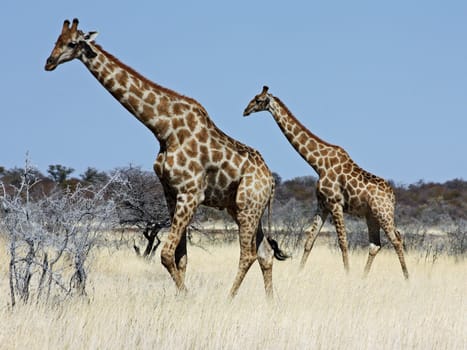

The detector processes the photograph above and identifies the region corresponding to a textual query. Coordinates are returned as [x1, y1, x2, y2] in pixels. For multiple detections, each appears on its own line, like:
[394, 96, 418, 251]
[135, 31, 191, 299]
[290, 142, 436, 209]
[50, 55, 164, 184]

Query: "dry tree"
[1, 158, 119, 307]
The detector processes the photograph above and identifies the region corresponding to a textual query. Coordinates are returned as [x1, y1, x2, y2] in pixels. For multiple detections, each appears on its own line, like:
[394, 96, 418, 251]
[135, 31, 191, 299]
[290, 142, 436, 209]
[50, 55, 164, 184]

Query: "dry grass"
[0, 239, 465, 350]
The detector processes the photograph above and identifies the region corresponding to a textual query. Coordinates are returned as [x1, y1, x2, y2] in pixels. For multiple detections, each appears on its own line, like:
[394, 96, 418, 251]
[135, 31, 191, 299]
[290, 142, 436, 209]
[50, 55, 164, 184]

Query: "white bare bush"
[0, 159, 119, 307]
[273, 198, 312, 251]
[109, 166, 170, 258]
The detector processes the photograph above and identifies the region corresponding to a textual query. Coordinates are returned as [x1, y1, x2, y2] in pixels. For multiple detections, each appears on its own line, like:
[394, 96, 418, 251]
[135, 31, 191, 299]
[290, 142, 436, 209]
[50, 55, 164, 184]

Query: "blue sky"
[1, 1, 466, 184]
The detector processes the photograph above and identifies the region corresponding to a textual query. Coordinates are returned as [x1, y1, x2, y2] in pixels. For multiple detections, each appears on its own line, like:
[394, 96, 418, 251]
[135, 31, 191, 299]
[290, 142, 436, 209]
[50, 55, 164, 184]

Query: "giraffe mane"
[205, 114, 259, 155]
[94, 44, 258, 156]
[94, 44, 209, 116]
[273, 96, 336, 148]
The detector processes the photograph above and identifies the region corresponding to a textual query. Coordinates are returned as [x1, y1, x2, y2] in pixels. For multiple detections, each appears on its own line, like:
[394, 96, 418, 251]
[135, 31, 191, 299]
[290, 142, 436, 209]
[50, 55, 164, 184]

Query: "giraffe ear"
[84, 31, 99, 42]
[82, 42, 97, 59]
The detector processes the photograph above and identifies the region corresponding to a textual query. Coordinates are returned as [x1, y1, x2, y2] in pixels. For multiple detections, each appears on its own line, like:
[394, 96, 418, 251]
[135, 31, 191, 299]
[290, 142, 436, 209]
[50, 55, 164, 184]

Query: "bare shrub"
[1, 158, 119, 307]
[109, 166, 169, 258]
[446, 219, 467, 258]
[273, 198, 312, 251]
[399, 218, 466, 264]
[343, 218, 369, 250]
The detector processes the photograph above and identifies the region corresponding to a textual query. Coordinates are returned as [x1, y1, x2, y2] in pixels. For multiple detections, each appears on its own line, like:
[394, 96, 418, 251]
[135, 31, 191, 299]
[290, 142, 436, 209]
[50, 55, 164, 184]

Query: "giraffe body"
[45, 19, 287, 297]
[243, 86, 408, 279]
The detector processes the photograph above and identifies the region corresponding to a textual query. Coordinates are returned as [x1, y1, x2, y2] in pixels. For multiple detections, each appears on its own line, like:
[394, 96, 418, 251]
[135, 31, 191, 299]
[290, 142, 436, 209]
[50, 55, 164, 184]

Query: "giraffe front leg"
[160, 193, 199, 293]
[331, 205, 350, 273]
[386, 228, 410, 280]
[300, 209, 328, 269]
[363, 214, 381, 278]
[394, 230, 409, 280]
[175, 232, 187, 284]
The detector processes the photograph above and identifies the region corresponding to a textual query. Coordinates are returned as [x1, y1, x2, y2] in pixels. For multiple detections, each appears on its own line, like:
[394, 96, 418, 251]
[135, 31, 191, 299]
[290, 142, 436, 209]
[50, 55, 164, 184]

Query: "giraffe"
[45, 19, 288, 298]
[243, 86, 409, 279]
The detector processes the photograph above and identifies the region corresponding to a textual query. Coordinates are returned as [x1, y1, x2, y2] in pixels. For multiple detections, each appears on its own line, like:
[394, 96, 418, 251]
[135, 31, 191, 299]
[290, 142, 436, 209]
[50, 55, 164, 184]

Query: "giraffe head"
[45, 18, 99, 71]
[243, 86, 272, 116]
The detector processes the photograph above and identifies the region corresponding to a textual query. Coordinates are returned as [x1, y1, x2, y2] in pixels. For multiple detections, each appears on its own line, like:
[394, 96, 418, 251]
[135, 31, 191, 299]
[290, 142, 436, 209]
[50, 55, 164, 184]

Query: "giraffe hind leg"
[257, 223, 275, 298]
[255, 222, 288, 298]
[229, 224, 257, 298]
[230, 211, 271, 298]
[363, 243, 381, 277]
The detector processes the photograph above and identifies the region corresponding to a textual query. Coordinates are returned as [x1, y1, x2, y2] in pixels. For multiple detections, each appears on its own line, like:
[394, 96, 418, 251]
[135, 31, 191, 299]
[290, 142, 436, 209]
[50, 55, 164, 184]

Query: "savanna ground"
[0, 232, 465, 350]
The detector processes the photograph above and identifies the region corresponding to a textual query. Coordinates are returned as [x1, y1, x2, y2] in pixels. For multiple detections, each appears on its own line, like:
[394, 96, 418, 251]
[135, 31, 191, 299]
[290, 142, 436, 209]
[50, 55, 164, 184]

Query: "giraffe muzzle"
[45, 57, 58, 71]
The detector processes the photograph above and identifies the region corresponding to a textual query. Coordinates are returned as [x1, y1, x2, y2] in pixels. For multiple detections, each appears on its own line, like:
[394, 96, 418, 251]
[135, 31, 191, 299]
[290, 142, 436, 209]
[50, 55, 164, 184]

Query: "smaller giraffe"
[243, 86, 409, 279]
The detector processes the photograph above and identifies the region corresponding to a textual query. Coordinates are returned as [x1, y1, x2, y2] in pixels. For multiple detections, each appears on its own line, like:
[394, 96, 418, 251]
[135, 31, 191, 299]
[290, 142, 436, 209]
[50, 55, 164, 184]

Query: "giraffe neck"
[268, 96, 335, 175]
[79, 43, 206, 144]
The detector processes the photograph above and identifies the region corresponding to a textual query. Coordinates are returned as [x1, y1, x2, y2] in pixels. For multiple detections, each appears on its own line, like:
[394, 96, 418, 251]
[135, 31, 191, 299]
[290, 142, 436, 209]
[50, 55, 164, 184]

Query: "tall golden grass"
[0, 239, 465, 349]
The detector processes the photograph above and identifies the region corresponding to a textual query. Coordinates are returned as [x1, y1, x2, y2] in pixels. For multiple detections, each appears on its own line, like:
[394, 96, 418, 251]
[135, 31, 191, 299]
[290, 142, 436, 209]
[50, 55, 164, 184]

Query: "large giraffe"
[243, 86, 408, 279]
[45, 19, 287, 297]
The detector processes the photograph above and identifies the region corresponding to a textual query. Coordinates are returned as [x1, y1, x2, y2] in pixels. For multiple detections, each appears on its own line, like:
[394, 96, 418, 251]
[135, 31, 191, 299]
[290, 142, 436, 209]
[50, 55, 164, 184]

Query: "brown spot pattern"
[47, 31, 281, 296]
[243, 89, 408, 279]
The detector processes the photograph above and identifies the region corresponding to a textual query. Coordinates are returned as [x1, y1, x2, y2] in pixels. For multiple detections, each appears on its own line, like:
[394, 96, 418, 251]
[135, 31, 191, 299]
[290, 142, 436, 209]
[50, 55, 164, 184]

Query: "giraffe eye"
[67, 42, 77, 49]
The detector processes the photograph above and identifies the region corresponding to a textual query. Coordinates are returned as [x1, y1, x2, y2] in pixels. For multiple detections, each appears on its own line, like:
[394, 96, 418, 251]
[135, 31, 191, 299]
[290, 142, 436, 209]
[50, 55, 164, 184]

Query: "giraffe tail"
[267, 178, 275, 236]
[265, 176, 289, 261]
[257, 222, 288, 260]
[267, 237, 289, 261]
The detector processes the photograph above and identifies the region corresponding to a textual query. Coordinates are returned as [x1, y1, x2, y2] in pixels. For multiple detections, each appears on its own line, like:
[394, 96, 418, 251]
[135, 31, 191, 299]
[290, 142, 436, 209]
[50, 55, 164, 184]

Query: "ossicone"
[71, 18, 79, 32]
[61, 19, 70, 33]
[61, 18, 79, 33]
[262, 85, 269, 94]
